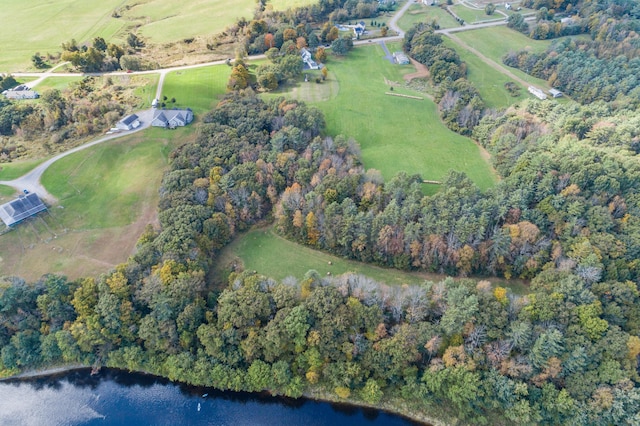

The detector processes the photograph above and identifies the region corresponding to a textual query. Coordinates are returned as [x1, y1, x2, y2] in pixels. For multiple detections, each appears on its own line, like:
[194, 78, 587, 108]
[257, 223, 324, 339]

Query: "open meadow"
[0, 0, 307, 72]
[0, 127, 192, 281]
[214, 226, 529, 293]
[313, 44, 497, 191]
[161, 65, 232, 113]
[397, 3, 460, 31]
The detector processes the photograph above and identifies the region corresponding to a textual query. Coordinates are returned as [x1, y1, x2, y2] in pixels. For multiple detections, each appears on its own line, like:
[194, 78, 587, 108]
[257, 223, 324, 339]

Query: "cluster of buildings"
[528, 86, 563, 100]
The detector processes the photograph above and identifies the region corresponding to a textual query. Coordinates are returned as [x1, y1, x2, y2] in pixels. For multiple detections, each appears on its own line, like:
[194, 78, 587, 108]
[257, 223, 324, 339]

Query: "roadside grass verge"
[315, 44, 496, 191]
[0, 159, 43, 180]
[161, 65, 232, 113]
[0, 127, 190, 281]
[32, 77, 84, 92]
[397, 4, 460, 31]
[215, 226, 530, 294]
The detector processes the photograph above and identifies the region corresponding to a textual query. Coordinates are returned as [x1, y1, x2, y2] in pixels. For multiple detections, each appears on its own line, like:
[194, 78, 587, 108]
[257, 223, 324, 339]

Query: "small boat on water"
[197, 403, 201, 412]
[202, 393, 208, 398]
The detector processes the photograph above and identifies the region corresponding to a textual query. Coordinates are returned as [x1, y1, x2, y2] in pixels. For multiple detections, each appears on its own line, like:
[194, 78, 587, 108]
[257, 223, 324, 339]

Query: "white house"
[151, 109, 193, 128]
[301, 48, 320, 70]
[354, 21, 366, 37]
[2, 84, 39, 100]
[116, 114, 141, 131]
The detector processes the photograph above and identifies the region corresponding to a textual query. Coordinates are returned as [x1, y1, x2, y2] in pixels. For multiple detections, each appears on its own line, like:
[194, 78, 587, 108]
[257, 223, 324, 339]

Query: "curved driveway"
[2, 1, 524, 205]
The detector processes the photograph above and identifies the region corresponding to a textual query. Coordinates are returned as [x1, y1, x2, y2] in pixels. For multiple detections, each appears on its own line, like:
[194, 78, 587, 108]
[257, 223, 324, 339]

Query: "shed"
[0, 193, 47, 227]
[549, 88, 563, 98]
[393, 51, 410, 65]
[116, 114, 140, 131]
[528, 86, 547, 100]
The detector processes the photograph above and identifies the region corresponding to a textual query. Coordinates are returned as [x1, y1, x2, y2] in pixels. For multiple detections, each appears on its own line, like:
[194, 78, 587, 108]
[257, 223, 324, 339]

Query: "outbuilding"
[116, 114, 141, 131]
[0, 193, 47, 227]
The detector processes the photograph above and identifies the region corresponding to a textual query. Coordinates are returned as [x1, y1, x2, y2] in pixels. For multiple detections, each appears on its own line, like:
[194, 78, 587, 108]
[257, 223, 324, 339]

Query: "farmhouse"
[116, 114, 141, 131]
[2, 84, 39, 100]
[393, 51, 410, 65]
[301, 48, 320, 70]
[549, 88, 563, 98]
[354, 21, 366, 37]
[528, 86, 547, 100]
[151, 108, 193, 128]
[0, 193, 47, 227]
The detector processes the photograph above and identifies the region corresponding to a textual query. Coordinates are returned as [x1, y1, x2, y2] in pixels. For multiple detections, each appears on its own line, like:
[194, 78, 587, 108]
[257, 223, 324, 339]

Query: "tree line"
[2, 93, 640, 423]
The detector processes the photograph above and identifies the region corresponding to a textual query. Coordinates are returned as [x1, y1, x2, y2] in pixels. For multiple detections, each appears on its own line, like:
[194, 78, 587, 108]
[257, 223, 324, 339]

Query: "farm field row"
[0, 0, 313, 72]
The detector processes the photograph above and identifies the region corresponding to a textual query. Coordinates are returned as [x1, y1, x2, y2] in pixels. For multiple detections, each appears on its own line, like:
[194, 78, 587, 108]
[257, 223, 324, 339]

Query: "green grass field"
[451, 5, 503, 24]
[397, 3, 460, 31]
[315, 44, 496, 191]
[161, 65, 232, 113]
[0, 0, 127, 72]
[215, 226, 529, 293]
[31, 77, 84, 93]
[0, 159, 43, 181]
[454, 26, 552, 63]
[41, 127, 188, 229]
[443, 38, 526, 109]
[0, 127, 191, 281]
[0, 185, 15, 198]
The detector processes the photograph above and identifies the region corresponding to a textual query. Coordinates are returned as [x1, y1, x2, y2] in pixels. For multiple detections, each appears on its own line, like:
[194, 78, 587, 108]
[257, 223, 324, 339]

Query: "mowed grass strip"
[316, 44, 496, 190]
[397, 3, 460, 31]
[41, 127, 187, 229]
[217, 227, 530, 294]
[218, 227, 428, 286]
[162, 65, 232, 113]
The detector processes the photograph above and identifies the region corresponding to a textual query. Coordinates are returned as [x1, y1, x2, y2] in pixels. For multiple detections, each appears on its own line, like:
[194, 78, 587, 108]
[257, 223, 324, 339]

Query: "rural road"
[0, 109, 154, 203]
[2, 1, 531, 205]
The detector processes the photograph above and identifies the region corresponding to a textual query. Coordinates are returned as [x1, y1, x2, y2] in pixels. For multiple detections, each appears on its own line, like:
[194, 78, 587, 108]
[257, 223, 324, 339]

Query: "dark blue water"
[0, 369, 424, 426]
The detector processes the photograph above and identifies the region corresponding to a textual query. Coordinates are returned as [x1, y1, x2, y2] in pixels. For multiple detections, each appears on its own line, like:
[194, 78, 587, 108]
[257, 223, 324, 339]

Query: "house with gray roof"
[2, 84, 39, 100]
[0, 193, 47, 227]
[151, 109, 193, 128]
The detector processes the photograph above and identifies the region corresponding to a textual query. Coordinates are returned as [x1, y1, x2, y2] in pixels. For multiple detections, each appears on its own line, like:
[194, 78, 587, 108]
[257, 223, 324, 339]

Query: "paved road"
[1, 1, 530, 205]
[0, 109, 154, 203]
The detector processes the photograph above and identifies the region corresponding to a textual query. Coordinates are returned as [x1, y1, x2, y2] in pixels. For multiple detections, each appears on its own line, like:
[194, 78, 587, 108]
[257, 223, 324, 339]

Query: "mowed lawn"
[316, 44, 496, 190]
[0, 127, 190, 281]
[162, 65, 232, 113]
[216, 226, 530, 294]
[451, 5, 503, 24]
[41, 127, 187, 229]
[217, 227, 428, 286]
[454, 26, 552, 63]
[397, 3, 460, 31]
[0, 0, 126, 71]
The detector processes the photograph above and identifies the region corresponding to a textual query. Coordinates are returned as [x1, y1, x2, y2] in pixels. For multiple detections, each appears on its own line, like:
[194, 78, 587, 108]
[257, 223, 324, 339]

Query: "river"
[0, 368, 423, 426]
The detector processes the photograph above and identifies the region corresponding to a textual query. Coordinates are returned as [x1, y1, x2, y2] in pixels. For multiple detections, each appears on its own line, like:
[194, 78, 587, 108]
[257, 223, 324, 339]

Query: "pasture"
[453, 26, 552, 63]
[315, 44, 496, 191]
[0, 0, 308, 72]
[0, 159, 43, 181]
[161, 66, 232, 113]
[0, 127, 191, 280]
[396, 3, 460, 31]
[451, 5, 503, 24]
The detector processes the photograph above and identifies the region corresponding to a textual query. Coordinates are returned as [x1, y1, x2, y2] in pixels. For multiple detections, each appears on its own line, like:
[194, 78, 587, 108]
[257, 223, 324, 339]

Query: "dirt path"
[404, 57, 430, 82]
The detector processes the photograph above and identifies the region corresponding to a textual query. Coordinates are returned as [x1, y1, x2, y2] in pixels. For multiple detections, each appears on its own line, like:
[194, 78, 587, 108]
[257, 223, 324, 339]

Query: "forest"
[2, 92, 640, 424]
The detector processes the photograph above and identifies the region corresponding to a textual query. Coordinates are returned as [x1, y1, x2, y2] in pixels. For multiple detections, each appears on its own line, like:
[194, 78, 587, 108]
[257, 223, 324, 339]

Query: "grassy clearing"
[314, 45, 496, 191]
[161, 65, 232, 113]
[41, 127, 187, 229]
[451, 5, 502, 24]
[454, 26, 552, 63]
[397, 4, 460, 31]
[0, 127, 190, 281]
[0, 185, 15, 198]
[270, 0, 320, 9]
[443, 38, 526, 109]
[215, 226, 530, 294]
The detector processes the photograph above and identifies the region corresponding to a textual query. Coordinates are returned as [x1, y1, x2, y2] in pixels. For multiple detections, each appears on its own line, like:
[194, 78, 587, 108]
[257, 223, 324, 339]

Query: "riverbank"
[2, 364, 455, 425]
